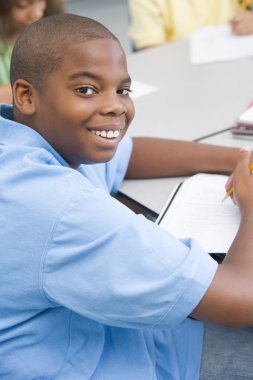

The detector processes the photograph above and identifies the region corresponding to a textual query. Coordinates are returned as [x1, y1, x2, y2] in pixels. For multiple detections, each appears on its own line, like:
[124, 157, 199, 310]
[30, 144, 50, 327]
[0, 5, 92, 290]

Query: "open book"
[156, 174, 241, 254]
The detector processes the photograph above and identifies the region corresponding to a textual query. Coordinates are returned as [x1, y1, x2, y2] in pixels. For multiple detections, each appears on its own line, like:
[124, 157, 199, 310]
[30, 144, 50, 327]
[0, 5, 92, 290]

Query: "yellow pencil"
[222, 162, 253, 202]
[240, 0, 248, 11]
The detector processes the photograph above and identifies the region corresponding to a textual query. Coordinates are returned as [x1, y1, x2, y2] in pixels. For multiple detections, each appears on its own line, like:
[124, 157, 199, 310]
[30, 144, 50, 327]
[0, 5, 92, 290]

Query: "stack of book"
[232, 101, 253, 139]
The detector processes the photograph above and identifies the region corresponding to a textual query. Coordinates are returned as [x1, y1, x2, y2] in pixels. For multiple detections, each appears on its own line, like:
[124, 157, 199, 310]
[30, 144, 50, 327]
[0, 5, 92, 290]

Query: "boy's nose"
[100, 93, 127, 116]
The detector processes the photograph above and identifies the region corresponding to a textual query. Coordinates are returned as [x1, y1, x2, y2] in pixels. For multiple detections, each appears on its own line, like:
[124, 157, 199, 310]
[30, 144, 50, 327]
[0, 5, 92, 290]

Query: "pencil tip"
[221, 194, 228, 202]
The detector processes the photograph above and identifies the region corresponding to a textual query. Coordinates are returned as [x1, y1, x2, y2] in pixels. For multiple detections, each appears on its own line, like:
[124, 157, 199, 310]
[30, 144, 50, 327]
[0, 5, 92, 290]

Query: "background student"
[0, 0, 65, 104]
[128, 0, 253, 51]
[2, 13, 253, 379]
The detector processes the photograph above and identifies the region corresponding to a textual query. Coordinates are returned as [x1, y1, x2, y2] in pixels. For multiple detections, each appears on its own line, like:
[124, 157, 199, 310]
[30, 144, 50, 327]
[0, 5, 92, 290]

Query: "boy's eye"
[75, 87, 96, 96]
[117, 88, 132, 95]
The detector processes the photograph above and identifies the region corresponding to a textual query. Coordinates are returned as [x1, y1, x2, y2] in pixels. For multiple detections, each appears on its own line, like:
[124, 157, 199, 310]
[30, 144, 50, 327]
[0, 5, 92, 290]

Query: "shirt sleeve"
[42, 184, 218, 330]
[128, 0, 171, 50]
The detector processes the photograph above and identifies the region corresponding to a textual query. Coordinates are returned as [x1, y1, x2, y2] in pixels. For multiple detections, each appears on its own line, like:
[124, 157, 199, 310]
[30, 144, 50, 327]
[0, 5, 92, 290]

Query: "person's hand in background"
[231, 10, 253, 35]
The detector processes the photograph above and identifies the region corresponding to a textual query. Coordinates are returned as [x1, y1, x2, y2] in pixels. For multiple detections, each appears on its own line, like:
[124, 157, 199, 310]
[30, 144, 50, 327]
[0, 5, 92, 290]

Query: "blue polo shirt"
[0, 104, 217, 379]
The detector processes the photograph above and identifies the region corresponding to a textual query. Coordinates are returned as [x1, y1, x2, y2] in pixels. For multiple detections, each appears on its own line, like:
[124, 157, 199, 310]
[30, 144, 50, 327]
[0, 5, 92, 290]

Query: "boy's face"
[28, 38, 135, 167]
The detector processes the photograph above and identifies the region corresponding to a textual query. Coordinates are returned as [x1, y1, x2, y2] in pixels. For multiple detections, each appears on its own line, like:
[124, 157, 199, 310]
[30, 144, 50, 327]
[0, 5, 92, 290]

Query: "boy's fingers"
[233, 146, 251, 181]
[239, 144, 251, 153]
[225, 174, 233, 192]
[237, 145, 251, 171]
[225, 146, 251, 195]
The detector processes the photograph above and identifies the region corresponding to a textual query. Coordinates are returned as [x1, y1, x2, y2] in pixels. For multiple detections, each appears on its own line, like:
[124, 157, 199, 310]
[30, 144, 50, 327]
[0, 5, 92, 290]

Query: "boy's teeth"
[106, 131, 114, 138]
[113, 130, 120, 137]
[93, 130, 120, 138]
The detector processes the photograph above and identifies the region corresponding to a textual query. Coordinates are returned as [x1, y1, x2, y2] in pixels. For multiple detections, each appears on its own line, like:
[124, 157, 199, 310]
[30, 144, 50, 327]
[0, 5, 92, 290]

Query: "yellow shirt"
[129, 0, 252, 50]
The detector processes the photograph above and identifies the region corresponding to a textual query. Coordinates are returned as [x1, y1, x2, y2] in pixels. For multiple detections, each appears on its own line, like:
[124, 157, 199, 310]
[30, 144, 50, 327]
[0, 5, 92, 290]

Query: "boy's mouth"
[90, 129, 121, 139]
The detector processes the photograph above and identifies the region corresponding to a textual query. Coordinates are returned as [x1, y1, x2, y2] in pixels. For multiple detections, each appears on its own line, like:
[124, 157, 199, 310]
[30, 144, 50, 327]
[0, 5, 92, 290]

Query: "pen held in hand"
[240, 0, 248, 11]
[222, 162, 253, 202]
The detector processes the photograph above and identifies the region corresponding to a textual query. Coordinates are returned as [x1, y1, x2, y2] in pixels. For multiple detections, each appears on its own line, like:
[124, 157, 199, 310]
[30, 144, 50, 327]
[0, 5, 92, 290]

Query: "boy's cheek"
[128, 102, 135, 123]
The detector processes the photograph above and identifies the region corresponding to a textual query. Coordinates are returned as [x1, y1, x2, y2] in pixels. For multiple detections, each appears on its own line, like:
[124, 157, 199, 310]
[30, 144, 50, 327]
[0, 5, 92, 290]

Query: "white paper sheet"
[190, 24, 253, 64]
[157, 174, 241, 253]
[130, 80, 159, 99]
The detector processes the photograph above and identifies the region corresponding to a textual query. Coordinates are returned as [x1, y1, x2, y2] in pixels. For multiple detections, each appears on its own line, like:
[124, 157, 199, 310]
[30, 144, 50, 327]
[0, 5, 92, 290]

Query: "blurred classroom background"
[66, 0, 131, 53]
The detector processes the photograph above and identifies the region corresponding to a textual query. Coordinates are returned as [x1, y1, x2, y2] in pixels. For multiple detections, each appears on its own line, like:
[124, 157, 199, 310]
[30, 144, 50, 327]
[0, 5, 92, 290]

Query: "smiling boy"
[1, 13, 253, 380]
[13, 39, 134, 166]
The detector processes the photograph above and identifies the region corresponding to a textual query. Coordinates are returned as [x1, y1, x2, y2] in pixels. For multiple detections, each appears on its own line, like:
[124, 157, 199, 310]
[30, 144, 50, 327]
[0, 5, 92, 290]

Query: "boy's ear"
[12, 79, 37, 115]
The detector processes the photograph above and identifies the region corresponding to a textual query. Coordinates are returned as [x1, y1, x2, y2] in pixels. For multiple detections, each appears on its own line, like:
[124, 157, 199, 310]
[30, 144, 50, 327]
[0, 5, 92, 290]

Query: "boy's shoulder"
[0, 106, 95, 204]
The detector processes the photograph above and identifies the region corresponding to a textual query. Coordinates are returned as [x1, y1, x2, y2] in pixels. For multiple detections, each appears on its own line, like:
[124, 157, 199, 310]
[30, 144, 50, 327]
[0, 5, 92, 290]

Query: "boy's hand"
[231, 146, 253, 213]
[231, 10, 253, 35]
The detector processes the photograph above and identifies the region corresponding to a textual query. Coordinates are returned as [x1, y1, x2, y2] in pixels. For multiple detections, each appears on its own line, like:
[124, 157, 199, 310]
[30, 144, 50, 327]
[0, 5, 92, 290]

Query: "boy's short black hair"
[10, 13, 119, 92]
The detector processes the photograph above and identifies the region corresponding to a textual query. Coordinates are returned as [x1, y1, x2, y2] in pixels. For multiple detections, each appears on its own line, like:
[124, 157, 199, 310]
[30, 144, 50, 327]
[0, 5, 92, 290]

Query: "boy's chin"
[70, 152, 118, 167]
[84, 155, 116, 165]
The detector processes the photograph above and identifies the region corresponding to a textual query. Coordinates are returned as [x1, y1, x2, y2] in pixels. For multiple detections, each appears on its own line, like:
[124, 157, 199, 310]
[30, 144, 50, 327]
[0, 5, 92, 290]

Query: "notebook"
[236, 105, 253, 126]
[156, 174, 241, 255]
[231, 100, 253, 139]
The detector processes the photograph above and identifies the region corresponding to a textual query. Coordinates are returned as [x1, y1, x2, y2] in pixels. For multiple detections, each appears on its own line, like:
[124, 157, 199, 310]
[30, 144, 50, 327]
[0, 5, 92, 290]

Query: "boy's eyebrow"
[69, 71, 131, 84]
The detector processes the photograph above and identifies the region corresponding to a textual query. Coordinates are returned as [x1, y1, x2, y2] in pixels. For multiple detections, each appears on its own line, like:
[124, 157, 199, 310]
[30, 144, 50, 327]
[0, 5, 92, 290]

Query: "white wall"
[65, 0, 131, 53]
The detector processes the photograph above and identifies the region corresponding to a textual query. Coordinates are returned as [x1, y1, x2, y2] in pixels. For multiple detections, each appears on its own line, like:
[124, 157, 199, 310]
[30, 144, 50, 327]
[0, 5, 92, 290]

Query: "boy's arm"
[192, 147, 253, 327]
[126, 137, 238, 178]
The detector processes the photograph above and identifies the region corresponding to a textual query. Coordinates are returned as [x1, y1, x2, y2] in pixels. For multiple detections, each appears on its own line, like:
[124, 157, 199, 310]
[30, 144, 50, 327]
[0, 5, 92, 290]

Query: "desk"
[199, 129, 253, 149]
[120, 40, 253, 215]
[120, 130, 253, 216]
[127, 40, 253, 141]
[120, 176, 186, 216]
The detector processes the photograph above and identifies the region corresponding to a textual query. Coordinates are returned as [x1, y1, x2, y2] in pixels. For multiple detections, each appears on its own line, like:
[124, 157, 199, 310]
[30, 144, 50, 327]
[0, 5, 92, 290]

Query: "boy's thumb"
[239, 145, 251, 155]
[238, 145, 251, 167]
